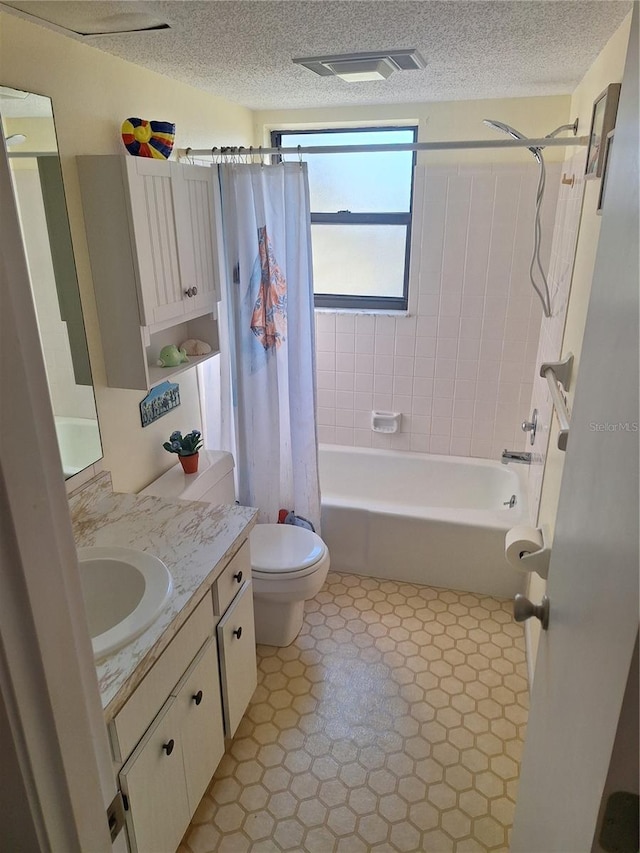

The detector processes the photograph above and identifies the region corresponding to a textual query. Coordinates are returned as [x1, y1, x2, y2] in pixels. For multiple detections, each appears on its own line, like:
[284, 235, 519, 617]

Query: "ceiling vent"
[293, 50, 426, 82]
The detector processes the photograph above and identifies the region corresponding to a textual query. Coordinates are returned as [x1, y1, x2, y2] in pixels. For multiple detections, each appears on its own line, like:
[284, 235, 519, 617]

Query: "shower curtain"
[215, 162, 320, 530]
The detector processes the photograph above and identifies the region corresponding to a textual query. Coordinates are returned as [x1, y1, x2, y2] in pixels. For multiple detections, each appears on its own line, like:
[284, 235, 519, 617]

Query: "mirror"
[1, 85, 102, 478]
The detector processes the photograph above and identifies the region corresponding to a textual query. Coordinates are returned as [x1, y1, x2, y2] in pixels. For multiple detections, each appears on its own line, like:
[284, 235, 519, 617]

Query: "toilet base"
[253, 597, 305, 647]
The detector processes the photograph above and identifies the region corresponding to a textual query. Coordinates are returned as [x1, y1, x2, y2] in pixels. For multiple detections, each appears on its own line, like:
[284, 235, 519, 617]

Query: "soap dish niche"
[371, 411, 402, 434]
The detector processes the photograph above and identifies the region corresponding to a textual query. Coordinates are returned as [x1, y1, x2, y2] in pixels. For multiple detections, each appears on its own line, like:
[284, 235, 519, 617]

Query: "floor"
[181, 572, 529, 853]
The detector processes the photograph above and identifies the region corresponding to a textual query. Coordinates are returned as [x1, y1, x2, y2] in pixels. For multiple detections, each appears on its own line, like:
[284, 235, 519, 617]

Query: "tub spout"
[502, 449, 532, 465]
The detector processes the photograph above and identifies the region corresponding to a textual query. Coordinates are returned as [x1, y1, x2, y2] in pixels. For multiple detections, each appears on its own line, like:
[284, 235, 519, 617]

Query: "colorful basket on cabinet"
[121, 118, 175, 159]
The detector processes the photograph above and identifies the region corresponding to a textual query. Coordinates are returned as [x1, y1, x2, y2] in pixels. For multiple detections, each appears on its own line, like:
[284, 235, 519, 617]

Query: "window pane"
[280, 130, 414, 213]
[311, 224, 407, 299]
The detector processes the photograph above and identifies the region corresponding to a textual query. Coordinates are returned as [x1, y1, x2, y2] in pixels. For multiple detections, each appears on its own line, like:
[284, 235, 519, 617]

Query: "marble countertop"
[69, 474, 257, 719]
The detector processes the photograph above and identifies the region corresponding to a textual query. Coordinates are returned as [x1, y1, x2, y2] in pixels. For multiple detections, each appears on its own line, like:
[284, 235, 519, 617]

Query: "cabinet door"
[173, 163, 220, 316]
[172, 636, 225, 814]
[119, 697, 190, 853]
[125, 158, 186, 327]
[217, 580, 258, 737]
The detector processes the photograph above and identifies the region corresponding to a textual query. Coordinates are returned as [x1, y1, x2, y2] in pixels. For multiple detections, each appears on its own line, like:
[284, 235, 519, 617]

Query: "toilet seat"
[250, 524, 327, 578]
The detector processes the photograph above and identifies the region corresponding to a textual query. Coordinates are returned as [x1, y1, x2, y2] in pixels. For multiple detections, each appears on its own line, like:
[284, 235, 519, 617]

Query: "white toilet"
[141, 450, 330, 647]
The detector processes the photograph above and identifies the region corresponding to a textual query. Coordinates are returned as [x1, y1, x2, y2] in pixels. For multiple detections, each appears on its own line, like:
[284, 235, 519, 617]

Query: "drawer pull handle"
[162, 739, 175, 756]
[233, 571, 243, 583]
[192, 690, 203, 706]
[192, 285, 198, 296]
[233, 627, 243, 639]
[184, 287, 193, 297]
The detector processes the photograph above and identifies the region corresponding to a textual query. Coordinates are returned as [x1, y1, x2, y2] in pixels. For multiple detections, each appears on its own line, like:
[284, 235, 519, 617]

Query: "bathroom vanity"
[69, 473, 257, 853]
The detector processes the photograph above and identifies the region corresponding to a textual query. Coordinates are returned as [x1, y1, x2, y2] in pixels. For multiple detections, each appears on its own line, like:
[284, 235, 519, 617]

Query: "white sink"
[77, 546, 173, 661]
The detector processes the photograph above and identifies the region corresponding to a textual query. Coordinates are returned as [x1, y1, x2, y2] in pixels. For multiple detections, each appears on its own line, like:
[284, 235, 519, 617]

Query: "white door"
[511, 9, 638, 852]
[0, 131, 115, 847]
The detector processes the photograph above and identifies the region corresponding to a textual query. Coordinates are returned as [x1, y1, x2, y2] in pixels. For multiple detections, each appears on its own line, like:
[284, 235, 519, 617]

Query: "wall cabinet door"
[217, 579, 258, 737]
[119, 697, 190, 853]
[174, 164, 221, 317]
[173, 636, 225, 813]
[124, 158, 187, 327]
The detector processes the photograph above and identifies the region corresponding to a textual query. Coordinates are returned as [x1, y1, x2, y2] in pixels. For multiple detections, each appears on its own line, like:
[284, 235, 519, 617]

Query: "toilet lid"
[250, 524, 325, 574]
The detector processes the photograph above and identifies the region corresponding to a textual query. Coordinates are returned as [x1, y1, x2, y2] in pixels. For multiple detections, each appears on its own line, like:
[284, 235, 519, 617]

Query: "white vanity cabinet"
[110, 539, 258, 853]
[119, 639, 222, 853]
[77, 155, 224, 390]
[213, 542, 258, 737]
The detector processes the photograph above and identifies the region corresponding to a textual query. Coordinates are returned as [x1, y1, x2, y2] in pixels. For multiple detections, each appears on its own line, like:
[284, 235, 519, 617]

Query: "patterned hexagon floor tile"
[181, 572, 528, 852]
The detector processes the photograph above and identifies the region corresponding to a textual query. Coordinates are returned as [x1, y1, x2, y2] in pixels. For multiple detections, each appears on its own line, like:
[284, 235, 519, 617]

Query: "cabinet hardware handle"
[233, 571, 243, 583]
[162, 739, 175, 756]
[192, 690, 203, 705]
[233, 627, 243, 639]
[192, 286, 198, 295]
[184, 287, 192, 297]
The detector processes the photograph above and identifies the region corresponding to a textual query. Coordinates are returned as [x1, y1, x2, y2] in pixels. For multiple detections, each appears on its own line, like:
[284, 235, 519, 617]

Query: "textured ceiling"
[2, 1, 632, 110]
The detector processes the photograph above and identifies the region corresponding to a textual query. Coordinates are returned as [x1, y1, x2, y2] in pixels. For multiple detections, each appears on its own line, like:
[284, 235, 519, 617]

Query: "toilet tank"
[140, 450, 236, 505]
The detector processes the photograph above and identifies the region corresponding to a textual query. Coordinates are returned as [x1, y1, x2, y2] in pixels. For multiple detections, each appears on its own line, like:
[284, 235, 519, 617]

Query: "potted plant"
[163, 429, 203, 474]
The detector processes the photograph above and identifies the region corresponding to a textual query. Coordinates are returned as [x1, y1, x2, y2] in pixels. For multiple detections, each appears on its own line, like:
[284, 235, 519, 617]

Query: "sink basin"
[77, 546, 173, 661]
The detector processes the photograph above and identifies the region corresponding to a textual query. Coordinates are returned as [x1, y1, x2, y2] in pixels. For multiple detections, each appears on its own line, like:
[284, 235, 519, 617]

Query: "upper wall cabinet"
[77, 156, 223, 390]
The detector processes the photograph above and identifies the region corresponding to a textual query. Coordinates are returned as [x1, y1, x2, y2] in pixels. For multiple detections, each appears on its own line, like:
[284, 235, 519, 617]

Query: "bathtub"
[319, 444, 527, 598]
[54, 416, 102, 478]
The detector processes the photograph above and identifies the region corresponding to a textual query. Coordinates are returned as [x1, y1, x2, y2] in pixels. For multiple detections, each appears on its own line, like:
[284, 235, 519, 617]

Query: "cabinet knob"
[233, 571, 243, 584]
[192, 285, 198, 296]
[184, 287, 194, 297]
[192, 690, 203, 706]
[233, 627, 243, 640]
[162, 739, 175, 756]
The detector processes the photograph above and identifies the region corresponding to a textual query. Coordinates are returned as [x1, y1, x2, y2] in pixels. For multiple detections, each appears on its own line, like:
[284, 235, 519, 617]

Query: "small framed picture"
[596, 130, 615, 215]
[585, 83, 621, 179]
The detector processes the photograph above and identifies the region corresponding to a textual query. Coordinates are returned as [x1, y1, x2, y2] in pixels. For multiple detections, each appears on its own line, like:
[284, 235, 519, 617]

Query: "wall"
[524, 12, 632, 671]
[254, 95, 571, 165]
[314, 161, 559, 455]
[0, 11, 254, 493]
[257, 96, 568, 457]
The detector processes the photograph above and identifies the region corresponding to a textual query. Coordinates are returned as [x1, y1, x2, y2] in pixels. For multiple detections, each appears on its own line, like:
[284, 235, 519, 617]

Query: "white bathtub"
[54, 416, 102, 478]
[319, 444, 527, 598]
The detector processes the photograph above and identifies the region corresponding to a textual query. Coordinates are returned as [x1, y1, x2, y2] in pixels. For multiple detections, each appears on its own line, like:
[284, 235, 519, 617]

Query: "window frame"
[271, 125, 418, 311]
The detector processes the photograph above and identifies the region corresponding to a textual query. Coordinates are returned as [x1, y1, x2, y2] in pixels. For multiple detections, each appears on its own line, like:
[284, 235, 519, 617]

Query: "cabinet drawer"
[213, 540, 251, 617]
[217, 579, 257, 737]
[112, 594, 214, 760]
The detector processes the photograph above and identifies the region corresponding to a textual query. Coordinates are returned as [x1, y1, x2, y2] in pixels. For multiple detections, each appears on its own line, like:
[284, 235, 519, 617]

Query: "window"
[271, 126, 417, 311]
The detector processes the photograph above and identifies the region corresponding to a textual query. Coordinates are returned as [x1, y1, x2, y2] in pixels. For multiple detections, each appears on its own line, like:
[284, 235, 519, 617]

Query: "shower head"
[483, 119, 542, 163]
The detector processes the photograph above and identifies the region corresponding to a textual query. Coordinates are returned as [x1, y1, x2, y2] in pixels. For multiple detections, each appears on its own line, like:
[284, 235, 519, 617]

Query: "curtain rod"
[185, 136, 589, 157]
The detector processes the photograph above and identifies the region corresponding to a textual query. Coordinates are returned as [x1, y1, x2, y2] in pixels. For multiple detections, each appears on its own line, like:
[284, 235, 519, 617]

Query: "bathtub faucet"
[501, 449, 532, 465]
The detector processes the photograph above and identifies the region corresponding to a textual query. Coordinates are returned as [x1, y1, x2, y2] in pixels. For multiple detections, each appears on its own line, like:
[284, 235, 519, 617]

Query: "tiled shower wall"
[315, 161, 561, 460]
[527, 149, 586, 521]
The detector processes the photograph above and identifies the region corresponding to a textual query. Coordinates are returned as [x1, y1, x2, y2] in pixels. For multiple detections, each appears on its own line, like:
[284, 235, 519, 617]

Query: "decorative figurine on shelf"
[121, 117, 176, 159]
[157, 344, 188, 368]
[180, 339, 212, 357]
[163, 429, 203, 474]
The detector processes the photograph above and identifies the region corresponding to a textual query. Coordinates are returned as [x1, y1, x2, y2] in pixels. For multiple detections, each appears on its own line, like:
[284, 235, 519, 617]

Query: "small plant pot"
[179, 452, 199, 474]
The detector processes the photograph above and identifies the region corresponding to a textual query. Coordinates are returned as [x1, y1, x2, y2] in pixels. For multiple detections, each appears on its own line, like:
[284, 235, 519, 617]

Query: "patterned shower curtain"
[217, 162, 320, 530]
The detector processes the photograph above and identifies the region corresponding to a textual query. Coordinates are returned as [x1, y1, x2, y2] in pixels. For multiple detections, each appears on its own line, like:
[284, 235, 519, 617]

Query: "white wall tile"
[314, 161, 565, 464]
[336, 333, 355, 353]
